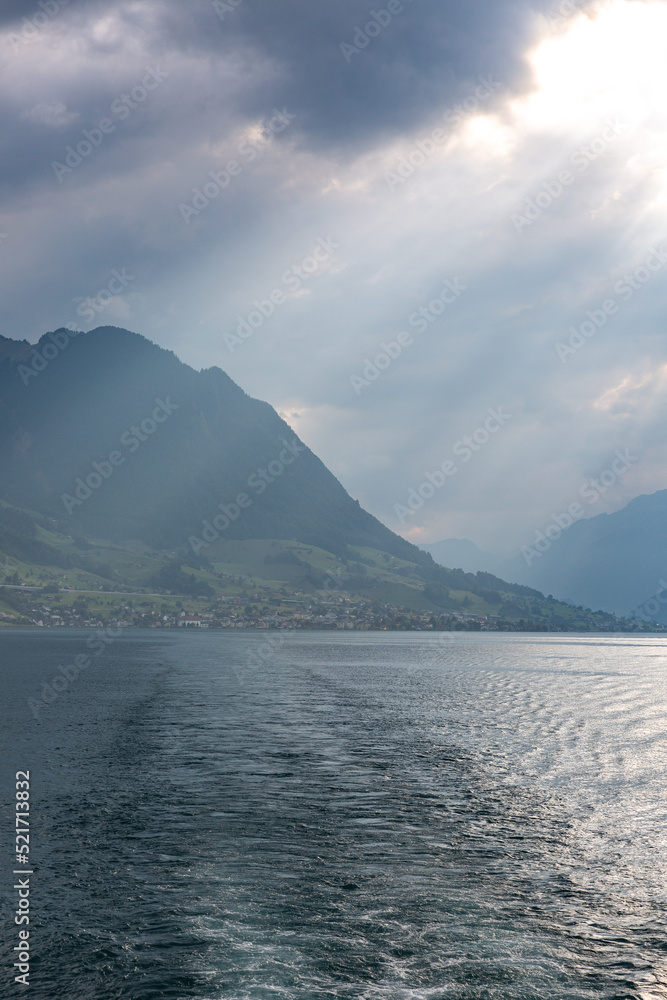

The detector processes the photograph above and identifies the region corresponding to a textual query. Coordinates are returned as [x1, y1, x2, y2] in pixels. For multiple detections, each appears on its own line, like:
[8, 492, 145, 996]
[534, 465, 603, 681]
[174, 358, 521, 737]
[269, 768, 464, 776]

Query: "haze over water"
[2, 630, 667, 999]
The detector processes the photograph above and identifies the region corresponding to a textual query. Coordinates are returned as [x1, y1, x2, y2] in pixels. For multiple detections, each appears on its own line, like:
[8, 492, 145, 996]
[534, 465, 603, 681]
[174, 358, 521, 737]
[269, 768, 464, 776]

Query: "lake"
[1, 630, 666, 999]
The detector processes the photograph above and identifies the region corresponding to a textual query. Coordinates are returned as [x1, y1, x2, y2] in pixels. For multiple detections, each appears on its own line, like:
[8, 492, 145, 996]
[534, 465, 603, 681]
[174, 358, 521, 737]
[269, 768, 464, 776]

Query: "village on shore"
[0, 585, 655, 633]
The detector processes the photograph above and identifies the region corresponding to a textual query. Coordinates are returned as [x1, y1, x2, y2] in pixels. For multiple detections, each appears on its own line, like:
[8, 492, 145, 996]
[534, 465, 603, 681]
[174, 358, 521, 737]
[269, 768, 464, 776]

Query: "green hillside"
[0, 501, 650, 631]
[0, 327, 657, 632]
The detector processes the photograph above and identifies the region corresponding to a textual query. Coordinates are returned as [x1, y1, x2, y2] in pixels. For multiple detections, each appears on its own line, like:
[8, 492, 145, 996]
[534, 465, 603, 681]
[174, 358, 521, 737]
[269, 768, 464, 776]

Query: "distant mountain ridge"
[424, 489, 667, 620]
[0, 335, 31, 363]
[421, 539, 505, 577]
[0, 325, 653, 630]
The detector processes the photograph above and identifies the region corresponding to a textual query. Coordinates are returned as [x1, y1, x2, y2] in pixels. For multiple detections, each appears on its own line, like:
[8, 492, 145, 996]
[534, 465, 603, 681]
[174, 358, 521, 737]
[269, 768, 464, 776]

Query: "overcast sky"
[2, 0, 667, 551]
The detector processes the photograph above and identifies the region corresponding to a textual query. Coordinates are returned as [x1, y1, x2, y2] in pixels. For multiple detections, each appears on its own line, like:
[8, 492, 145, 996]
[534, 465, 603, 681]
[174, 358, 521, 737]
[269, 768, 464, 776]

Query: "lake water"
[1, 630, 667, 999]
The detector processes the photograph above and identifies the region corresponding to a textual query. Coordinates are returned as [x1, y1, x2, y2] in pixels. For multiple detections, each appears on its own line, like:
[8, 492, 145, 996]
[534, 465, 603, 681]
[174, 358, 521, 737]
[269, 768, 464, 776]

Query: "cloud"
[1, 0, 667, 554]
[21, 101, 79, 127]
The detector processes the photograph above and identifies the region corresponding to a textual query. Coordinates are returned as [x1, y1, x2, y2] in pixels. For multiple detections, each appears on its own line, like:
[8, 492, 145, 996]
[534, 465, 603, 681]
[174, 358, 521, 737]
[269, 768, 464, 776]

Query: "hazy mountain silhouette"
[1, 327, 429, 559]
[425, 491, 667, 620]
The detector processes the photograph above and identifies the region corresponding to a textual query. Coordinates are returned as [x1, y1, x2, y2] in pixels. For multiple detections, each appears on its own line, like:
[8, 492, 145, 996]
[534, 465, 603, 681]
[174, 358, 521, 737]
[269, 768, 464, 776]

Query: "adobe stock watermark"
[351, 278, 466, 394]
[385, 76, 501, 191]
[393, 407, 511, 524]
[545, 0, 582, 32]
[28, 627, 124, 720]
[340, 0, 413, 63]
[212, 0, 243, 21]
[512, 117, 628, 233]
[189, 439, 306, 554]
[520, 449, 638, 566]
[7, 0, 69, 54]
[224, 237, 340, 353]
[555, 244, 667, 362]
[51, 66, 168, 181]
[17, 329, 79, 386]
[75, 267, 135, 323]
[179, 108, 296, 224]
[409, 628, 462, 674]
[234, 631, 288, 687]
[61, 397, 179, 514]
[631, 580, 667, 625]
[16, 268, 136, 385]
[319, 566, 349, 600]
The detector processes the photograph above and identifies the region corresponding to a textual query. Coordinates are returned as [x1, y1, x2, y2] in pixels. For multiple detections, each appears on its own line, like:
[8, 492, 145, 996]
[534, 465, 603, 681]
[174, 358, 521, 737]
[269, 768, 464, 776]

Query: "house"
[178, 612, 204, 627]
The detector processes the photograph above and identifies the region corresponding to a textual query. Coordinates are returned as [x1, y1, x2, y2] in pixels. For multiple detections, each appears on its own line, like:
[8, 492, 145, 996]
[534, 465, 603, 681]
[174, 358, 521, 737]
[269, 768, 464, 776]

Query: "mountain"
[0, 326, 422, 557]
[508, 491, 667, 619]
[0, 335, 31, 363]
[421, 539, 505, 577]
[425, 491, 667, 621]
[0, 326, 648, 630]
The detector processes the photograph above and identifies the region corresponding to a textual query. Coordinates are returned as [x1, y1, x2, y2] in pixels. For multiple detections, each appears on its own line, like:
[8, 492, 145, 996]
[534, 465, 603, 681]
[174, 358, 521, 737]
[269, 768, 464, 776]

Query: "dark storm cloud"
[0, 0, 559, 309]
[150, 0, 543, 146]
[4, 0, 566, 153]
[0, 0, 47, 24]
[0, 0, 584, 208]
[129, 0, 563, 148]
